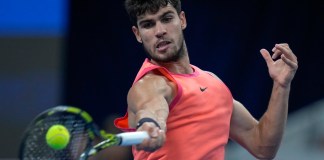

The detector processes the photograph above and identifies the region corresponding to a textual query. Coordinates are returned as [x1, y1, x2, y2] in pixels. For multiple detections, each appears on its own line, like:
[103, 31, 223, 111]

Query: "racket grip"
[117, 131, 149, 146]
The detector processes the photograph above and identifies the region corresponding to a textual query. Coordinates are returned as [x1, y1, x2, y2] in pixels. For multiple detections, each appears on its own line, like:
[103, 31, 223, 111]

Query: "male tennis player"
[115, 0, 298, 159]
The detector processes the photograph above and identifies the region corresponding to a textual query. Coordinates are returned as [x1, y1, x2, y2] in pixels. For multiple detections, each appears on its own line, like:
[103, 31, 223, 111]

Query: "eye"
[141, 22, 154, 29]
[161, 16, 173, 23]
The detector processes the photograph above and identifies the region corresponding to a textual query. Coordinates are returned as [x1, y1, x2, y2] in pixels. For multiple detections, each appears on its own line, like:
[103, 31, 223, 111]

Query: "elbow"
[254, 154, 276, 160]
[252, 145, 279, 160]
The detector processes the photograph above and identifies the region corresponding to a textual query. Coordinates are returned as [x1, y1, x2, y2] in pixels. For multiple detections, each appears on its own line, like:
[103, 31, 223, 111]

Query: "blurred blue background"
[0, 0, 67, 35]
[0, 0, 323, 159]
[0, 0, 68, 157]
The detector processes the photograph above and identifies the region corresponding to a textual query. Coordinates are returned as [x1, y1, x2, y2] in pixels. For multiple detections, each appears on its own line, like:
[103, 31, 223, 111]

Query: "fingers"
[272, 43, 298, 63]
[261, 43, 298, 69]
[136, 129, 165, 152]
[137, 129, 165, 152]
[136, 123, 166, 152]
[271, 44, 286, 59]
[281, 54, 298, 70]
[260, 48, 273, 66]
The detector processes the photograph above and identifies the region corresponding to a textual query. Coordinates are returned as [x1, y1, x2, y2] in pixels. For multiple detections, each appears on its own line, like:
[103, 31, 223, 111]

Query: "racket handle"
[117, 131, 149, 146]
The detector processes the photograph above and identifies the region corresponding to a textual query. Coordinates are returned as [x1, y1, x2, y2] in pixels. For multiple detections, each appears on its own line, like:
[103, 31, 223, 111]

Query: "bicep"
[127, 75, 173, 129]
[230, 100, 259, 150]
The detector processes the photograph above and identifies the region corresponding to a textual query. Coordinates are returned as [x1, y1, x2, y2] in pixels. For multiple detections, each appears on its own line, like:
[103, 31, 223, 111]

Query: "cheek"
[141, 33, 155, 47]
[143, 31, 155, 40]
[140, 32, 149, 42]
[172, 28, 184, 44]
[141, 38, 154, 53]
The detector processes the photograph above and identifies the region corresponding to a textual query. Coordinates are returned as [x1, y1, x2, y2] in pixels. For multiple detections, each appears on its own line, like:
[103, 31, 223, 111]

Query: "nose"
[155, 22, 166, 38]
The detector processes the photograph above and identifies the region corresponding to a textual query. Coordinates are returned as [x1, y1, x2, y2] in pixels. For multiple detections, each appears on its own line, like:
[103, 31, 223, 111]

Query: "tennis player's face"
[132, 4, 187, 62]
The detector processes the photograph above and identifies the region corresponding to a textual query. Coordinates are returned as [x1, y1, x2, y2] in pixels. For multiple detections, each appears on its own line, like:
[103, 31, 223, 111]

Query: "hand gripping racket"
[19, 106, 148, 160]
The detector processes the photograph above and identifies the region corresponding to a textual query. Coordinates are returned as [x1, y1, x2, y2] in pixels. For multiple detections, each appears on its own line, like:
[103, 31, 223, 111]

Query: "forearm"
[256, 82, 291, 156]
[128, 105, 168, 152]
[239, 43, 297, 159]
[134, 107, 169, 131]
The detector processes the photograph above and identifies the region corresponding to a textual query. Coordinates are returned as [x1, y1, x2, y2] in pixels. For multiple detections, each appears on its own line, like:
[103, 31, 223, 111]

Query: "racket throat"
[79, 137, 121, 159]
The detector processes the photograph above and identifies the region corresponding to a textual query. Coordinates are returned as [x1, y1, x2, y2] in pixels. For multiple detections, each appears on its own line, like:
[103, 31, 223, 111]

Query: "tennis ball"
[46, 124, 70, 150]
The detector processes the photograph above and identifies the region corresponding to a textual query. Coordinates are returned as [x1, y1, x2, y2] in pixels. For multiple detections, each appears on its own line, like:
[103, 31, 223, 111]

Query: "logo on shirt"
[200, 87, 208, 92]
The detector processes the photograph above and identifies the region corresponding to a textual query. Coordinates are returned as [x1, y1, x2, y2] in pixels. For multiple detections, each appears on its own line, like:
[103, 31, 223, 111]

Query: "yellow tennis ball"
[46, 124, 70, 150]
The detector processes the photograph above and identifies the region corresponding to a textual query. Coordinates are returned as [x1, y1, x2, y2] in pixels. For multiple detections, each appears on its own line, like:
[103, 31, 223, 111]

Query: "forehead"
[137, 4, 177, 21]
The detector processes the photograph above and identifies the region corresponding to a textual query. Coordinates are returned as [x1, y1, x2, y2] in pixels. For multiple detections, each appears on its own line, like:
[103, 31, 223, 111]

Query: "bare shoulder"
[128, 72, 176, 110]
[127, 72, 175, 128]
[131, 72, 174, 94]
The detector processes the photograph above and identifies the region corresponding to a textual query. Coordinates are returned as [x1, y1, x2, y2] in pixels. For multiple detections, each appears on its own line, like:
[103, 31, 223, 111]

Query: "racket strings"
[21, 113, 91, 160]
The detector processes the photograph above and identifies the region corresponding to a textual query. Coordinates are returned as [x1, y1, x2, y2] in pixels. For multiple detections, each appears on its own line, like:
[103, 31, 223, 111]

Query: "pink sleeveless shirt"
[115, 59, 233, 160]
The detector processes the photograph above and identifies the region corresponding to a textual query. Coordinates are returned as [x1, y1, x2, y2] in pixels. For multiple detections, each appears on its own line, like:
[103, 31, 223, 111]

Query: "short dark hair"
[125, 0, 181, 26]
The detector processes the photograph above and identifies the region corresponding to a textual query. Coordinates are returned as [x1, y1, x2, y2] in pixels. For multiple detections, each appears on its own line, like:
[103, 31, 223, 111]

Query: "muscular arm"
[230, 84, 290, 159]
[229, 43, 298, 159]
[127, 72, 176, 151]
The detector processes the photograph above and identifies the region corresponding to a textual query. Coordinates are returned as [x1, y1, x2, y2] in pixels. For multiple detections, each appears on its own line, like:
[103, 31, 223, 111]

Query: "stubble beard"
[143, 35, 185, 63]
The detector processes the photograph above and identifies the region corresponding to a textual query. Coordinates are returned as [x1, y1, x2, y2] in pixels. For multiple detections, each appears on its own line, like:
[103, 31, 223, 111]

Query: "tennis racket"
[19, 105, 148, 160]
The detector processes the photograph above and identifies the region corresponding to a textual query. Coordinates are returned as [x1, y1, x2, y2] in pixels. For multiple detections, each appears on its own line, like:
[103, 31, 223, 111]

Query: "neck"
[151, 41, 192, 74]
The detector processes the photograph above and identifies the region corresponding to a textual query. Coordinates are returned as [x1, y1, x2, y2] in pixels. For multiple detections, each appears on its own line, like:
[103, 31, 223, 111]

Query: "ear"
[132, 26, 142, 43]
[179, 11, 187, 30]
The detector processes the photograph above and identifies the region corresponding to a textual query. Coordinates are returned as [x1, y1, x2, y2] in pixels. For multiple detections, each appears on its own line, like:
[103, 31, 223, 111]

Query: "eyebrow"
[138, 10, 175, 26]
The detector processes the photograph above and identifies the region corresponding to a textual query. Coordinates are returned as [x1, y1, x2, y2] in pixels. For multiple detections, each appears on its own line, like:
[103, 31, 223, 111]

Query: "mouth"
[156, 41, 171, 52]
